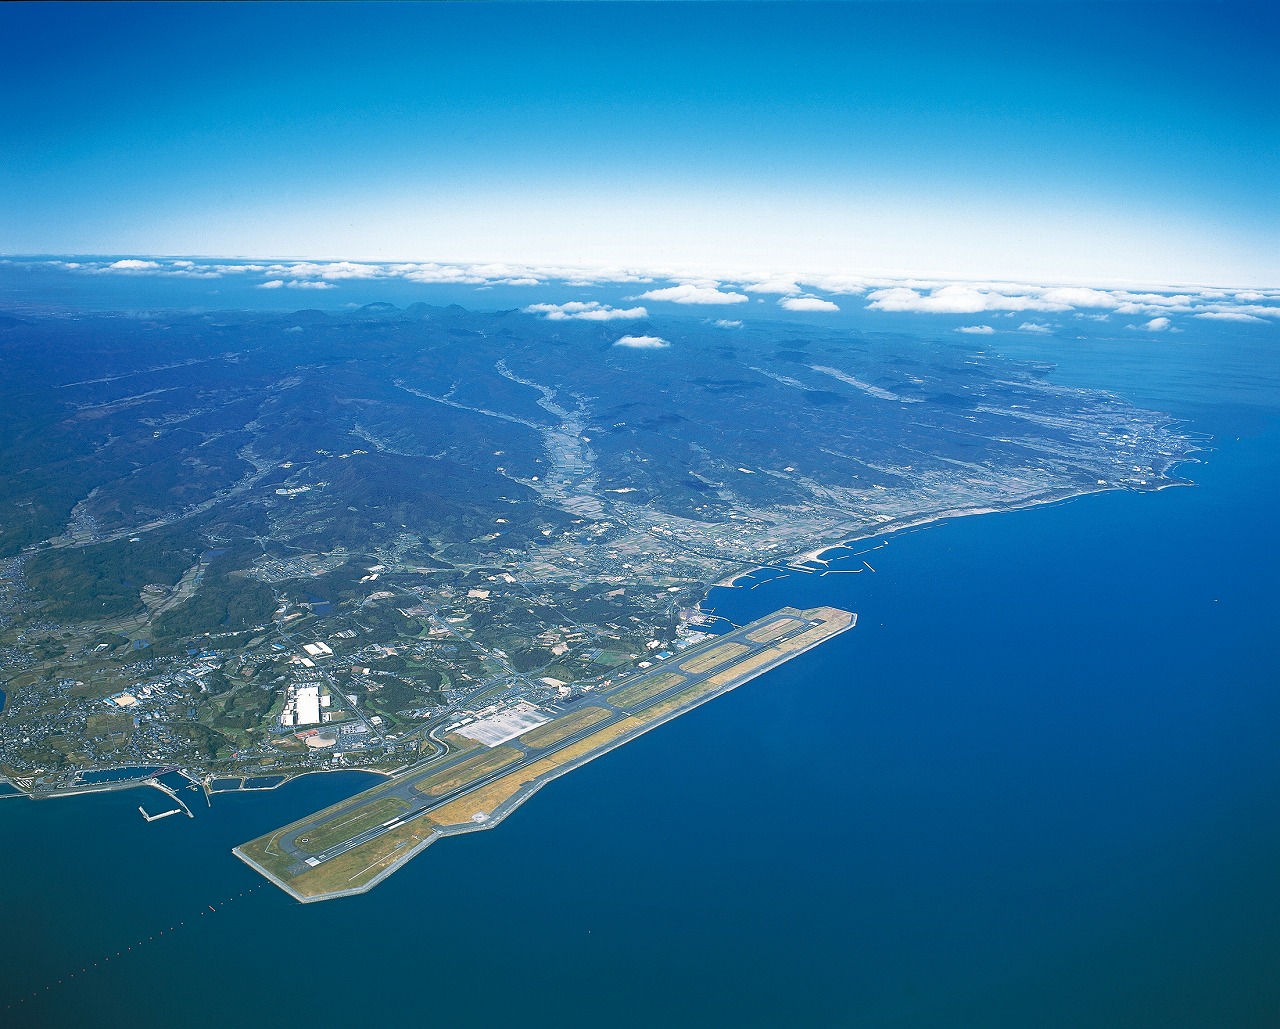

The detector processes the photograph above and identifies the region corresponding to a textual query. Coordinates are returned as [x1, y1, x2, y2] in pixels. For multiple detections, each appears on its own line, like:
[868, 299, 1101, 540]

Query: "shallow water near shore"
[3, 336, 1279, 1027]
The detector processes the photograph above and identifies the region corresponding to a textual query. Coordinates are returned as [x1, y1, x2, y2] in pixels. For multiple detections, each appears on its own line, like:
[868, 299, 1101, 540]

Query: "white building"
[280, 684, 324, 727]
[295, 686, 322, 726]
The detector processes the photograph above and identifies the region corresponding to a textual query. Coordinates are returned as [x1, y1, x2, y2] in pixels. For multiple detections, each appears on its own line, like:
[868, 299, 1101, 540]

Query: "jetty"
[139, 805, 183, 822]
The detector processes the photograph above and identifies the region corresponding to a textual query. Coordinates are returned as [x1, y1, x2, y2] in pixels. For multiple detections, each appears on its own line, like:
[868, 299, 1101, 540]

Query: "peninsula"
[236, 605, 853, 900]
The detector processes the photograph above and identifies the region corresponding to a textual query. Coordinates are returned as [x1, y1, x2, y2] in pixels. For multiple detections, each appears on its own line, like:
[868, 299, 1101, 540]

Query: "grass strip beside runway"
[679, 641, 750, 675]
[518, 705, 613, 748]
[414, 746, 523, 796]
[607, 671, 687, 709]
[296, 797, 410, 854]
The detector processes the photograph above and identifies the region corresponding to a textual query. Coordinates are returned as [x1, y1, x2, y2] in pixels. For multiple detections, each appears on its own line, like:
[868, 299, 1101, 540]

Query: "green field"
[679, 641, 749, 675]
[414, 745, 523, 796]
[287, 823, 435, 898]
[518, 704, 614, 749]
[608, 671, 687, 709]
[746, 617, 802, 644]
[295, 796, 410, 854]
[238, 831, 300, 882]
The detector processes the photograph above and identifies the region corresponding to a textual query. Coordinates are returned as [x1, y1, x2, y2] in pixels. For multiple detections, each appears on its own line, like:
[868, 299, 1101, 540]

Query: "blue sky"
[2, 2, 1276, 286]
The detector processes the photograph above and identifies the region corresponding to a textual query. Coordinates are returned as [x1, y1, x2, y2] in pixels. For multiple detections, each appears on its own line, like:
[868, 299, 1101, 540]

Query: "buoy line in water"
[3, 882, 271, 1013]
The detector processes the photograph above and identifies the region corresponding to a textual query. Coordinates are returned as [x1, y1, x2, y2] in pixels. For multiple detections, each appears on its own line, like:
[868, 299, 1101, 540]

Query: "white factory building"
[280, 685, 324, 727]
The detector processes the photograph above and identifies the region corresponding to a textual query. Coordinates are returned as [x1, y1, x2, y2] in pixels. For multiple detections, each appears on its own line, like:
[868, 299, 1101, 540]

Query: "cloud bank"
[743, 276, 802, 295]
[779, 296, 840, 312]
[18, 258, 1280, 335]
[525, 301, 647, 321]
[868, 284, 1066, 314]
[632, 283, 749, 305]
[258, 278, 334, 290]
[1193, 311, 1266, 323]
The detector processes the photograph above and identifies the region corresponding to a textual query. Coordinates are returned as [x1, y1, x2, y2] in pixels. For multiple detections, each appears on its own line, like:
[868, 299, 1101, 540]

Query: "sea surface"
[2, 332, 1278, 1028]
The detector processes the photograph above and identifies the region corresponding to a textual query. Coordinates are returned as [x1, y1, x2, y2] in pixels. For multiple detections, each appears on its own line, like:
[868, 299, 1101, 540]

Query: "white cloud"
[468, 262, 540, 281]
[1192, 311, 1267, 323]
[103, 259, 163, 272]
[713, 319, 743, 329]
[1018, 322, 1053, 333]
[393, 263, 480, 284]
[525, 301, 647, 321]
[27, 258, 1278, 327]
[1202, 304, 1280, 319]
[1037, 286, 1121, 309]
[866, 285, 1067, 314]
[742, 276, 802, 295]
[633, 283, 749, 305]
[1126, 292, 1198, 307]
[259, 278, 334, 290]
[861, 281, 1264, 320]
[955, 324, 995, 334]
[614, 335, 670, 349]
[1114, 300, 1193, 315]
[1130, 317, 1172, 332]
[800, 273, 869, 295]
[779, 296, 840, 312]
[295, 261, 380, 281]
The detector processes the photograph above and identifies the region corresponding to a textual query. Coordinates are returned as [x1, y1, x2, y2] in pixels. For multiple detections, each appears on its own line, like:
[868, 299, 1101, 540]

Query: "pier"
[143, 778, 194, 819]
[138, 805, 183, 823]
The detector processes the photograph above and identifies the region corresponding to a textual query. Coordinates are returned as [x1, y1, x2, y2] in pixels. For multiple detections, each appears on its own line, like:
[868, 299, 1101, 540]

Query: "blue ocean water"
[2, 333, 1278, 1027]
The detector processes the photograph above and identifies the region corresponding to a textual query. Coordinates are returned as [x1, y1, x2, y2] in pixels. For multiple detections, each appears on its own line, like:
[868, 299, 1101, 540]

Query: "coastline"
[6, 454, 1208, 807]
[9, 764, 392, 805]
[710, 476, 1198, 592]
